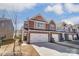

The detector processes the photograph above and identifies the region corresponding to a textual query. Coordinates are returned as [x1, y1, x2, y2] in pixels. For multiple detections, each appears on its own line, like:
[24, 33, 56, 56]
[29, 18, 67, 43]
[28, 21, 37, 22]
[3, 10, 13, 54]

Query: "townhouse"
[22, 15, 79, 44]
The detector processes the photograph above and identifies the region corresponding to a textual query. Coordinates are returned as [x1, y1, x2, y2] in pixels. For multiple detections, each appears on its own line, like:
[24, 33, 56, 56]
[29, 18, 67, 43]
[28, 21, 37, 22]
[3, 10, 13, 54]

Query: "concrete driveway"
[32, 42, 79, 56]
[55, 40, 79, 49]
[67, 40, 79, 45]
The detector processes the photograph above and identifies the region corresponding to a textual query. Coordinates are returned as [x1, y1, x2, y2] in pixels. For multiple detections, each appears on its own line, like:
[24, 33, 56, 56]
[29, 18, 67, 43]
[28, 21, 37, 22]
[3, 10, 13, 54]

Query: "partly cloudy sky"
[0, 3, 79, 29]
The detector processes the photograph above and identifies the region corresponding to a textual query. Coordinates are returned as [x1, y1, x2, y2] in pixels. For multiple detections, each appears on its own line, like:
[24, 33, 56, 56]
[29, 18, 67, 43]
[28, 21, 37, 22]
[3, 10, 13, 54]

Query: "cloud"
[45, 3, 79, 14]
[0, 3, 37, 12]
[45, 4, 64, 15]
[64, 3, 79, 13]
[61, 16, 79, 25]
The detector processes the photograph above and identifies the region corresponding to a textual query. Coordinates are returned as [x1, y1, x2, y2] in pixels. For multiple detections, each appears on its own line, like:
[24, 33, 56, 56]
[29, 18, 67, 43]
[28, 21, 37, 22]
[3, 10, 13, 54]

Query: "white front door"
[52, 34, 59, 42]
[30, 33, 48, 43]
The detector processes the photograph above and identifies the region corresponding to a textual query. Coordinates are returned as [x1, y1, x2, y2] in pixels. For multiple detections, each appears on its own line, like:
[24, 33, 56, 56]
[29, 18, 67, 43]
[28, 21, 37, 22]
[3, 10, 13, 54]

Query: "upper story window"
[50, 24, 55, 30]
[35, 21, 45, 29]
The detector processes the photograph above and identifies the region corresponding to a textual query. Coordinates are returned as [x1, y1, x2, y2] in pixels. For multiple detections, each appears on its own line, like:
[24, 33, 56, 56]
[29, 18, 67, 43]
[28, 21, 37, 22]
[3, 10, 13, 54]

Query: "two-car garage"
[27, 31, 61, 43]
[30, 33, 49, 43]
[26, 30, 64, 43]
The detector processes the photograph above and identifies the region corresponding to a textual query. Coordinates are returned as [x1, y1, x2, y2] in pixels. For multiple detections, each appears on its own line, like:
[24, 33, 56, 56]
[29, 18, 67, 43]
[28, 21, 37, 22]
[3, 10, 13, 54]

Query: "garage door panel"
[30, 33, 48, 43]
[52, 34, 59, 42]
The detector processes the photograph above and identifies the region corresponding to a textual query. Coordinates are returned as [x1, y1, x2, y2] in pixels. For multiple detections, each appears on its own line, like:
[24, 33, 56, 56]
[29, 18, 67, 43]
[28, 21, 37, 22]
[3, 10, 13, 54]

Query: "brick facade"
[24, 15, 56, 31]
[29, 20, 34, 29]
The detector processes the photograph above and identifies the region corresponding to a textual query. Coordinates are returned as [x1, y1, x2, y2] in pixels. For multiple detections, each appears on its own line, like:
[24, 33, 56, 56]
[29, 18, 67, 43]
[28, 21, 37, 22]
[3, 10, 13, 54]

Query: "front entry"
[24, 36, 27, 41]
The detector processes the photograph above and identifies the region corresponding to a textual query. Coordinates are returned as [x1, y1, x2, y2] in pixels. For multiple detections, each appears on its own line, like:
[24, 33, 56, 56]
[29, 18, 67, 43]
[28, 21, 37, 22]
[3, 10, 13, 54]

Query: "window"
[35, 21, 45, 29]
[50, 24, 55, 30]
[37, 23, 43, 27]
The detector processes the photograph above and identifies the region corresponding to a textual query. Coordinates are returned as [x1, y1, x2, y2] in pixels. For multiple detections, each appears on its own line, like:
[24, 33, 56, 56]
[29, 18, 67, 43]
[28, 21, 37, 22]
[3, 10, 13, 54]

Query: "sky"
[0, 3, 79, 29]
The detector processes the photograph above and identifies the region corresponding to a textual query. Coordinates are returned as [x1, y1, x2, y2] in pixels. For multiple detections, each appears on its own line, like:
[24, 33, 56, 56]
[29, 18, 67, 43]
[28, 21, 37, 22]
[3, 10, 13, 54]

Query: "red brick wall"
[29, 20, 34, 29]
[46, 23, 49, 30]
[28, 21, 50, 30]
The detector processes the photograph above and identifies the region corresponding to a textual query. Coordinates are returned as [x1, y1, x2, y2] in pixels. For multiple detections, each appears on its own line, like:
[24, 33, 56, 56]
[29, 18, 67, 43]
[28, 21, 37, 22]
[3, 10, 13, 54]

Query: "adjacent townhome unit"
[22, 15, 56, 43]
[0, 18, 14, 40]
[48, 20, 56, 31]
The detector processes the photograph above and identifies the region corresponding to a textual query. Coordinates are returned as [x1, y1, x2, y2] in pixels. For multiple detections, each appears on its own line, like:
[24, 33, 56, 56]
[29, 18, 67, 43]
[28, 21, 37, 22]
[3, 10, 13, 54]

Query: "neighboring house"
[0, 18, 14, 40]
[62, 22, 79, 40]
[76, 27, 79, 39]
[77, 27, 79, 33]
[62, 22, 70, 32]
[62, 22, 74, 32]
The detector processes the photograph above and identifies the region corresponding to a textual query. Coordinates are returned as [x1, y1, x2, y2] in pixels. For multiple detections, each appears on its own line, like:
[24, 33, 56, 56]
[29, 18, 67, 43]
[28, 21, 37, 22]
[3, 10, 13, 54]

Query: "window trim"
[34, 21, 45, 29]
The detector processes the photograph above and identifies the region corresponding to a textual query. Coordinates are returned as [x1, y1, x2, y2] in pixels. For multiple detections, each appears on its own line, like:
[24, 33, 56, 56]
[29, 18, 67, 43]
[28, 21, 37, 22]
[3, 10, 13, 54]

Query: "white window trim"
[34, 21, 45, 29]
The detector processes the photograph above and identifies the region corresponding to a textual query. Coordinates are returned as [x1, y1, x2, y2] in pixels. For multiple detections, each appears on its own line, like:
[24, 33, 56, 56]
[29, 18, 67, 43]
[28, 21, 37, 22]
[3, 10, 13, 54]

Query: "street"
[32, 42, 79, 56]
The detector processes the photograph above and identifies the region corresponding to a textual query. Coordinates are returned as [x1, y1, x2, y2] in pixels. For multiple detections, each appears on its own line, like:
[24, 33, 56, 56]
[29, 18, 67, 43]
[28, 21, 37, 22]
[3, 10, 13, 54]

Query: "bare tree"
[13, 12, 22, 56]
[13, 12, 17, 56]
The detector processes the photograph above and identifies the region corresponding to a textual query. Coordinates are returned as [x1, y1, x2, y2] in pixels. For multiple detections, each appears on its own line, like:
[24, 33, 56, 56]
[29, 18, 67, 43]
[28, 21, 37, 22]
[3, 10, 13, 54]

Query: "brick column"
[48, 32, 52, 42]
[27, 31, 30, 44]
[48, 32, 55, 42]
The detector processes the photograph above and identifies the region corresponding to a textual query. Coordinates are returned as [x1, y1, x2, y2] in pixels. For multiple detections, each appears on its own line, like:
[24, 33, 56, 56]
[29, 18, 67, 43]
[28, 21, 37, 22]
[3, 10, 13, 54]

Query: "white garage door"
[69, 35, 73, 40]
[30, 33, 48, 43]
[52, 34, 59, 42]
[62, 33, 65, 40]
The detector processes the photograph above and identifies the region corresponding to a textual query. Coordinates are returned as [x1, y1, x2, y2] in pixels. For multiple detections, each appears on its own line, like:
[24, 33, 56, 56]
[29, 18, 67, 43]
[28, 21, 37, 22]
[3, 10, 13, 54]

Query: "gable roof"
[49, 20, 56, 25]
[30, 14, 46, 22]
